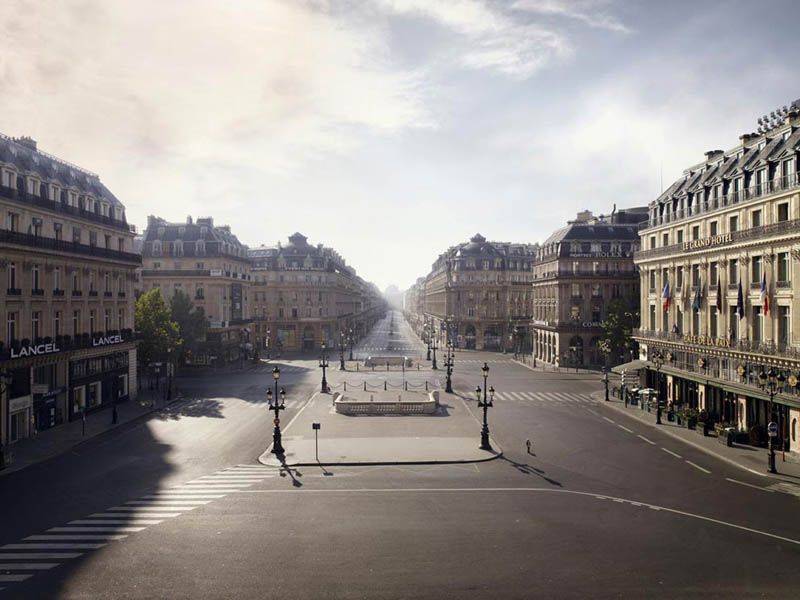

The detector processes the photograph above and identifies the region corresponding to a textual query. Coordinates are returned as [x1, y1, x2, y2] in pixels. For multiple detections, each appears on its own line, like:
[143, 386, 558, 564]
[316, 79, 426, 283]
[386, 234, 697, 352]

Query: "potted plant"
[686, 407, 699, 430]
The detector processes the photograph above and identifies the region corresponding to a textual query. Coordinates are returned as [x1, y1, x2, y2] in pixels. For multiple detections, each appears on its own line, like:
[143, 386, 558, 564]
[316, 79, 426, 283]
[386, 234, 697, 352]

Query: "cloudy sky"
[1, 0, 798, 291]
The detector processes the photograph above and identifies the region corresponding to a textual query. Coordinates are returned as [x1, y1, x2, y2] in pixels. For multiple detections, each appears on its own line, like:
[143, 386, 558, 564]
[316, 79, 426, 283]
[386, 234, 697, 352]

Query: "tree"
[599, 298, 639, 365]
[170, 291, 207, 365]
[135, 289, 181, 368]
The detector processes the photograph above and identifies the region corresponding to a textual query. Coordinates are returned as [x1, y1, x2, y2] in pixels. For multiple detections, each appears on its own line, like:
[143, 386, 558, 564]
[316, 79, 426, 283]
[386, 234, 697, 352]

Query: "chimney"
[705, 149, 724, 161]
[14, 136, 38, 151]
[186, 215, 193, 225]
[739, 133, 752, 145]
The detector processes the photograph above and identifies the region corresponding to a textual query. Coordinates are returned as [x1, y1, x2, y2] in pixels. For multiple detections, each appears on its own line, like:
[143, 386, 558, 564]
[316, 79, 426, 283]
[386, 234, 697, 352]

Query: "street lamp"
[267, 367, 286, 455]
[757, 367, 784, 474]
[425, 322, 431, 361]
[474, 362, 494, 451]
[348, 327, 354, 361]
[319, 341, 329, 393]
[431, 333, 439, 370]
[602, 366, 609, 402]
[444, 342, 454, 393]
[266, 328, 271, 359]
[650, 349, 664, 424]
[339, 330, 346, 370]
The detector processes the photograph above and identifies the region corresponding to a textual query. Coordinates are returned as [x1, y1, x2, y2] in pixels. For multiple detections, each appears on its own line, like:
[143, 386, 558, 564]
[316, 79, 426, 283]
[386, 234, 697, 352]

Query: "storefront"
[69, 351, 130, 419]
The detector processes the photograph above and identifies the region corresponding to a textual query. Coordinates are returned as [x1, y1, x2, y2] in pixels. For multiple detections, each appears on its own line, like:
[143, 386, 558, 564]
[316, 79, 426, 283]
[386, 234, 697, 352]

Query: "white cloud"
[377, 0, 571, 78]
[512, 0, 631, 33]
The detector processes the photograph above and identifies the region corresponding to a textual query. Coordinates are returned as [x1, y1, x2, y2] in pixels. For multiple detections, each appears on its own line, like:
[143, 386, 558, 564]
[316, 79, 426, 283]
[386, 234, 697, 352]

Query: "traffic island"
[258, 390, 502, 467]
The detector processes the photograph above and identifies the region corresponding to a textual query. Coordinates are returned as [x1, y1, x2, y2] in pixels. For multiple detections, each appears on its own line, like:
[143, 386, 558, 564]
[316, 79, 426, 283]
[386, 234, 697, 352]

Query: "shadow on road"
[500, 456, 563, 487]
[155, 397, 225, 420]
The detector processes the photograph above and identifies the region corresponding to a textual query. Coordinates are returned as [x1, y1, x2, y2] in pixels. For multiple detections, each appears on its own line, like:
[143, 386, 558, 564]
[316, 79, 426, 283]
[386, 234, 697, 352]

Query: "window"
[729, 258, 739, 284]
[710, 307, 718, 338]
[677, 229, 684, 244]
[751, 256, 762, 283]
[591, 284, 602, 298]
[571, 283, 581, 298]
[54, 222, 63, 241]
[7, 261, 16, 290]
[710, 262, 718, 286]
[677, 266, 684, 289]
[89, 309, 96, 334]
[7, 211, 19, 232]
[31, 311, 40, 339]
[662, 233, 669, 246]
[54, 267, 61, 291]
[89, 231, 97, 247]
[104, 308, 111, 331]
[729, 215, 738, 233]
[592, 305, 601, 322]
[104, 272, 110, 292]
[778, 306, 790, 347]
[777, 202, 789, 222]
[649, 236, 656, 250]
[32, 264, 40, 291]
[119, 308, 125, 329]
[118, 238, 125, 252]
[89, 271, 95, 292]
[7, 312, 17, 342]
[73, 227, 81, 243]
[649, 304, 656, 330]
[729, 306, 739, 340]
[72, 270, 80, 292]
[53, 311, 61, 337]
[751, 209, 762, 228]
[692, 264, 700, 287]
[196, 286, 204, 300]
[649, 271, 656, 291]
[778, 252, 790, 282]
[692, 226, 700, 240]
[752, 306, 763, 342]
[73, 310, 81, 335]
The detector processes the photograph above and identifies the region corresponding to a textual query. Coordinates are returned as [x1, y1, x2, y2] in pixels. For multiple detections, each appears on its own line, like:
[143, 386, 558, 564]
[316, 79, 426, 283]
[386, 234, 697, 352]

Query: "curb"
[259, 450, 504, 469]
[592, 391, 800, 487]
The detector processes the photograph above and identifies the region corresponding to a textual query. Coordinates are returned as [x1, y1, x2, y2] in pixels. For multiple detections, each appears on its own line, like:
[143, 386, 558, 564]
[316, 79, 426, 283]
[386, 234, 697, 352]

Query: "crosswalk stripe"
[125, 500, 210, 506]
[68, 519, 163, 526]
[540, 393, 561, 402]
[0, 563, 58, 570]
[179, 483, 252, 488]
[90, 513, 180, 519]
[25, 535, 126, 541]
[110, 505, 200, 511]
[0, 553, 83, 559]
[142, 494, 224, 499]
[48, 527, 147, 533]
[1, 544, 107, 550]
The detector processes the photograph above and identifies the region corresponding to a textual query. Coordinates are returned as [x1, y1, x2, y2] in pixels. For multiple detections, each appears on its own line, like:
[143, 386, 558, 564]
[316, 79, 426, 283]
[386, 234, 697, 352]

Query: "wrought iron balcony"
[633, 328, 800, 360]
[0, 229, 141, 265]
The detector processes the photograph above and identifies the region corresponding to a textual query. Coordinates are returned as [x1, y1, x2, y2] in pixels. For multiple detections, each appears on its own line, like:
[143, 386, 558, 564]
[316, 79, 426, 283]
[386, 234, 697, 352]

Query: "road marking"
[617, 424, 634, 433]
[48, 527, 147, 533]
[685, 460, 711, 474]
[726, 478, 774, 492]
[637, 435, 656, 445]
[0, 575, 32, 582]
[0, 563, 58, 570]
[233, 486, 800, 546]
[126, 500, 211, 505]
[587, 409, 599, 416]
[661, 448, 682, 459]
[110, 505, 200, 511]
[68, 519, 163, 526]
[25, 535, 127, 541]
[91, 513, 180, 519]
[143, 493, 225, 498]
[1, 543, 107, 550]
[602, 416, 615, 424]
[0, 553, 83, 559]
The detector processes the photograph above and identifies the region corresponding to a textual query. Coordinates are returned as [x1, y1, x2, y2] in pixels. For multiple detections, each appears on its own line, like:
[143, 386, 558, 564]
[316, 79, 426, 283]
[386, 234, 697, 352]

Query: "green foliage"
[135, 289, 181, 367]
[599, 298, 639, 364]
[170, 291, 208, 363]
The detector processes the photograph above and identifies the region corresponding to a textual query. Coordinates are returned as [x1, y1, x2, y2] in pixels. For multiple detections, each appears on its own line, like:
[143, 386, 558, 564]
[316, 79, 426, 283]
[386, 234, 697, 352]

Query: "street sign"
[768, 421, 778, 437]
[312, 423, 321, 430]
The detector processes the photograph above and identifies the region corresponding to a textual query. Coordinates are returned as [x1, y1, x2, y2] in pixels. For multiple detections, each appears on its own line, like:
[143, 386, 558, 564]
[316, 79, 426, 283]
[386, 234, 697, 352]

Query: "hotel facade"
[0, 135, 139, 446]
[633, 106, 800, 457]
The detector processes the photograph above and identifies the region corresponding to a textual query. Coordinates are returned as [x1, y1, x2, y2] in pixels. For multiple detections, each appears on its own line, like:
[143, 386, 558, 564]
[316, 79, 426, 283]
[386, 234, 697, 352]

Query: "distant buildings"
[0, 134, 139, 445]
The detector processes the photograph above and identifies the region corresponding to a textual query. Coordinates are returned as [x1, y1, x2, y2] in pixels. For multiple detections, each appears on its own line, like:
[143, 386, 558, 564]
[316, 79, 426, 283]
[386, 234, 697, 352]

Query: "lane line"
[602, 416, 615, 424]
[637, 435, 656, 445]
[617, 424, 634, 434]
[726, 478, 774, 492]
[685, 460, 711, 474]
[661, 448, 682, 459]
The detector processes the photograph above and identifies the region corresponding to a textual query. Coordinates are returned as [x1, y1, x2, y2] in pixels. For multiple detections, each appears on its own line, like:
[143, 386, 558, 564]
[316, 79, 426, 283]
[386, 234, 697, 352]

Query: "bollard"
[364, 381, 367, 391]
[386, 362, 390, 371]
[384, 380, 387, 390]
[425, 381, 428, 391]
[357, 364, 359, 372]
[344, 382, 347, 392]
[404, 381, 408, 391]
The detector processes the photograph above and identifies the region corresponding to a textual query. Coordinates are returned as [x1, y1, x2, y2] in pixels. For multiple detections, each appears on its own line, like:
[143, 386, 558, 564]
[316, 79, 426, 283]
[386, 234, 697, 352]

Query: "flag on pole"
[661, 280, 671, 311]
[736, 280, 745, 320]
[692, 278, 702, 313]
[760, 273, 769, 317]
[715, 278, 722, 312]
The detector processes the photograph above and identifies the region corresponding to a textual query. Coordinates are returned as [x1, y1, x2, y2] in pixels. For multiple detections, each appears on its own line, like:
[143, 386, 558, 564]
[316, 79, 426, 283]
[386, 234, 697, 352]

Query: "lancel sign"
[683, 233, 733, 252]
[92, 334, 124, 347]
[10, 342, 61, 359]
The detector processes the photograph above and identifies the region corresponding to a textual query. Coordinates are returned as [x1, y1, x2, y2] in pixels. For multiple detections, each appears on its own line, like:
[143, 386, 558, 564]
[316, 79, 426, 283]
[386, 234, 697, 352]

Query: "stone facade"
[633, 103, 800, 456]
[249, 233, 383, 354]
[140, 215, 253, 366]
[415, 234, 538, 351]
[0, 134, 139, 446]
[532, 208, 644, 368]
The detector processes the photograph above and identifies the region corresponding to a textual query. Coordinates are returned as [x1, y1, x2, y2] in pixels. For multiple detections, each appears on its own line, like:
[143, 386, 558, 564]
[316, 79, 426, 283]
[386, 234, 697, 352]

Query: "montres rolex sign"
[682, 334, 731, 348]
[683, 233, 732, 251]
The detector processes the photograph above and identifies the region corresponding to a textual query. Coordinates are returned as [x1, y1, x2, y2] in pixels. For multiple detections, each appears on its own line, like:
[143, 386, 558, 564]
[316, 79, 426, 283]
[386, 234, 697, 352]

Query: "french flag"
[760, 273, 769, 317]
[661, 280, 671, 311]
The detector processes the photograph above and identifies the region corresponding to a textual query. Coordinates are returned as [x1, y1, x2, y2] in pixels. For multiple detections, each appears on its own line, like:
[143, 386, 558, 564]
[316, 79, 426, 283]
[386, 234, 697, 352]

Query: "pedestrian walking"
[525, 439, 532, 454]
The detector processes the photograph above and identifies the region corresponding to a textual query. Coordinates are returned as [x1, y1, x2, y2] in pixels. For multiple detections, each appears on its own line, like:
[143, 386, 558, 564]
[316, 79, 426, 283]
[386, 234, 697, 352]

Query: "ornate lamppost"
[425, 322, 431, 361]
[267, 367, 286, 455]
[431, 332, 439, 370]
[757, 367, 784, 474]
[339, 330, 346, 370]
[444, 342, 454, 393]
[319, 341, 329, 393]
[265, 328, 271, 359]
[602, 365, 609, 402]
[650, 349, 664, 424]
[474, 362, 494, 451]
[348, 327, 354, 361]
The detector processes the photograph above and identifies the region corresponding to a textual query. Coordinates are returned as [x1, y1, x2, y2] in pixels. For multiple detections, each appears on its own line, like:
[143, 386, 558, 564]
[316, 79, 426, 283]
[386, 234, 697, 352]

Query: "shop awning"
[611, 360, 647, 374]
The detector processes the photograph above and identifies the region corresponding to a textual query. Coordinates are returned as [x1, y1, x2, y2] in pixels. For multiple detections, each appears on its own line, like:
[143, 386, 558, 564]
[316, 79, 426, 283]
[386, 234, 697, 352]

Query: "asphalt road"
[1, 312, 799, 598]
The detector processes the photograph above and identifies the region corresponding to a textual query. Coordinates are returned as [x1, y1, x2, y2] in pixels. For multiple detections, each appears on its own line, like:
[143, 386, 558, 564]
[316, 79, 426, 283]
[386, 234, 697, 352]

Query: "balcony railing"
[0, 229, 142, 265]
[642, 173, 800, 231]
[53, 289, 65, 297]
[633, 328, 800, 360]
[635, 217, 800, 261]
[0, 185, 135, 232]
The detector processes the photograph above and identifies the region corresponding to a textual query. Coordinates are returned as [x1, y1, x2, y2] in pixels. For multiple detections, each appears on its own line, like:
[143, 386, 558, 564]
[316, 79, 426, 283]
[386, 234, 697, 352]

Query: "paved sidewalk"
[593, 391, 800, 486]
[0, 388, 168, 478]
[259, 391, 502, 467]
